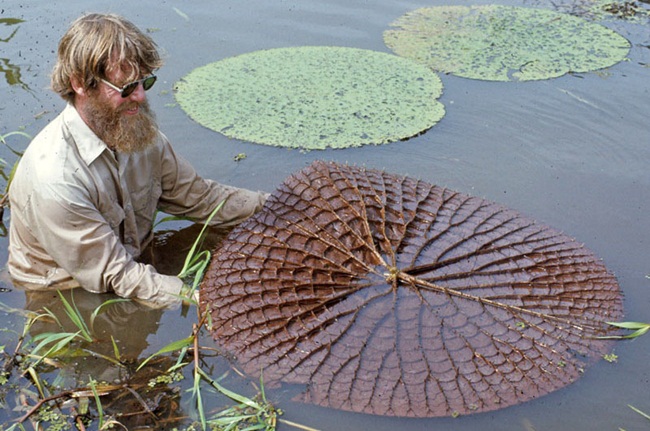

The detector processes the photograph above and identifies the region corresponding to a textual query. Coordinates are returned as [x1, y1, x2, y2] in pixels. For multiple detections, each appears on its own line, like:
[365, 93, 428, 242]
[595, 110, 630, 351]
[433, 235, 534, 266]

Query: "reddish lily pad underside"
[200, 160, 623, 418]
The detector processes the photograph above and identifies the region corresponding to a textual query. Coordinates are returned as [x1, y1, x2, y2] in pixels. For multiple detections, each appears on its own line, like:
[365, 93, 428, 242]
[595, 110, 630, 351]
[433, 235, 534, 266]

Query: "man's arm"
[20, 180, 185, 305]
[156, 137, 268, 226]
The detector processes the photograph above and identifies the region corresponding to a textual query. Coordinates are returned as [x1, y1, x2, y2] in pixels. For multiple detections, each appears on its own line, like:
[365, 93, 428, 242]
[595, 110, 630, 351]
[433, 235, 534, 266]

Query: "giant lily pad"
[174, 46, 444, 150]
[200, 160, 623, 418]
[383, 5, 631, 81]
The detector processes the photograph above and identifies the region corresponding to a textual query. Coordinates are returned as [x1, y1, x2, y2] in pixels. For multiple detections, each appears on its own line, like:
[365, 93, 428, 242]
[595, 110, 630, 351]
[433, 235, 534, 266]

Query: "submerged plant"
[383, 5, 631, 81]
[174, 46, 444, 150]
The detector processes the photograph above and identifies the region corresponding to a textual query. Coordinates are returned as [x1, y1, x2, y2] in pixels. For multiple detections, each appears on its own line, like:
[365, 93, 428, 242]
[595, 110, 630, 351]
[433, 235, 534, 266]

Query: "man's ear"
[70, 76, 86, 97]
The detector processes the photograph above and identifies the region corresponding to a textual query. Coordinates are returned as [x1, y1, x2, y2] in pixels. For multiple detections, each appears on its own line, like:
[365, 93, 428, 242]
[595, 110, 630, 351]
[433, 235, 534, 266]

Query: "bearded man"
[7, 13, 268, 305]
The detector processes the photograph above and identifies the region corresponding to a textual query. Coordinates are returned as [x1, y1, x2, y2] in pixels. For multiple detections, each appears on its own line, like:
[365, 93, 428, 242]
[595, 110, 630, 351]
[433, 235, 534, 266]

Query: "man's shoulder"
[14, 109, 96, 196]
[20, 113, 69, 171]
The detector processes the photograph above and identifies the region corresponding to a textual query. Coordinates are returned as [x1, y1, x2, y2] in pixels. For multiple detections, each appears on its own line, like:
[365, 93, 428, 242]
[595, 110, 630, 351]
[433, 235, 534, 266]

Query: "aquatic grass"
[180, 318, 318, 430]
[24, 291, 99, 365]
[1, 296, 135, 427]
[79, 346, 124, 367]
[1, 303, 51, 366]
[0, 130, 30, 163]
[600, 321, 650, 339]
[110, 335, 121, 362]
[19, 298, 124, 366]
[153, 198, 227, 305]
[24, 365, 46, 399]
[136, 335, 194, 372]
[54, 290, 93, 342]
[153, 212, 192, 229]
[628, 404, 650, 421]
[192, 342, 207, 431]
[177, 199, 226, 287]
[87, 377, 129, 430]
[198, 368, 280, 430]
[28, 331, 82, 362]
[2, 423, 27, 431]
[137, 307, 318, 430]
[89, 377, 105, 428]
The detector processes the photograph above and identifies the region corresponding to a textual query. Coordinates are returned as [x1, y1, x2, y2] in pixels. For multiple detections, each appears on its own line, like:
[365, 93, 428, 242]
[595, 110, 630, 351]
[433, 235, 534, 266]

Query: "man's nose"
[129, 82, 147, 102]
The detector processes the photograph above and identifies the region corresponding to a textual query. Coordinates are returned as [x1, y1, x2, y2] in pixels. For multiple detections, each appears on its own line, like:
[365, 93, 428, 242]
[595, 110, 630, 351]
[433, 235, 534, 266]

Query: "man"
[7, 13, 268, 306]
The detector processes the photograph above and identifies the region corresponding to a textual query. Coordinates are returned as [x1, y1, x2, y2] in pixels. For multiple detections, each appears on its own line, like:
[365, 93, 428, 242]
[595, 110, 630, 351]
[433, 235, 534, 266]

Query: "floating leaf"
[383, 5, 631, 81]
[174, 46, 444, 150]
[200, 160, 623, 418]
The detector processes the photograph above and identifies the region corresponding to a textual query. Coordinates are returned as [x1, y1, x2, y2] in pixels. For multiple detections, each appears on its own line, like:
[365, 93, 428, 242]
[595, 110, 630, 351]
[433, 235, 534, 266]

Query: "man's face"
[98, 66, 149, 113]
[76, 66, 158, 153]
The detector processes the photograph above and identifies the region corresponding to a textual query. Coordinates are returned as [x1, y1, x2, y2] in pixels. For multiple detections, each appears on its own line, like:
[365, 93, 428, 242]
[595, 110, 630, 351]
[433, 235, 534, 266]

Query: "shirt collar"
[62, 103, 111, 166]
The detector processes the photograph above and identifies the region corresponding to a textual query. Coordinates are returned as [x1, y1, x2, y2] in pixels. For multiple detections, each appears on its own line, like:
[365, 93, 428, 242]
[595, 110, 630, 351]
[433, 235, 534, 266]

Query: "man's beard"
[82, 95, 158, 154]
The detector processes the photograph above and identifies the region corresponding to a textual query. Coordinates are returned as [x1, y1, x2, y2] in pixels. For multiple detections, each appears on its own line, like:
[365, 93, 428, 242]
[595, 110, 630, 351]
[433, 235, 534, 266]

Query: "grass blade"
[136, 335, 194, 371]
[600, 321, 650, 339]
[197, 367, 262, 410]
[629, 404, 650, 421]
[192, 365, 207, 431]
[57, 290, 92, 341]
[153, 214, 190, 229]
[25, 366, 45, 398]
[278, 419, 321, 431]
[30, 331, 81, 357]
[606, 321, 650, 330]
[89, 377, 105, 428]
[110, 335, 121, 362]
[178, 199, 226, 279]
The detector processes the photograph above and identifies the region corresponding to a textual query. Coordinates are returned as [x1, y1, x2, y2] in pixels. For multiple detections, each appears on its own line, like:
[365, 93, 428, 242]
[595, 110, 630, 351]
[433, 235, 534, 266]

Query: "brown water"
[1, 1, 649, 430]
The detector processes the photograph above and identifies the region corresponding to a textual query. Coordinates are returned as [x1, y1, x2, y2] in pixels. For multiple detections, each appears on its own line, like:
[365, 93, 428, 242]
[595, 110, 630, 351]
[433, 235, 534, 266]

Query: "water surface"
[1, 1, 649, 430]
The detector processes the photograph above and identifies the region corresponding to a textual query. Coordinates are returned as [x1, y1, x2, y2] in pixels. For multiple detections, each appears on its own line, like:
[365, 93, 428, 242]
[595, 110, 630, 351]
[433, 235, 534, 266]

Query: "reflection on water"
[23, 289, 163, 381]
[21, 289, 193, 429]
[1, 222, 213, 429]
[0, 17, 30, 91]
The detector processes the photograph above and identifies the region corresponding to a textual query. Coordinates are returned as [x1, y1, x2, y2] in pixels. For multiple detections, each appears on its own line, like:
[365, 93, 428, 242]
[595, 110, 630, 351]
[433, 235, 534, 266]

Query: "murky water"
[1, 0, 649, 430]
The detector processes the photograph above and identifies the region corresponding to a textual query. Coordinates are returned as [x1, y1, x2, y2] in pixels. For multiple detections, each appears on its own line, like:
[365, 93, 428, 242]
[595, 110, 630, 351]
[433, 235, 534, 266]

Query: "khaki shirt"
[8, 104, 267, 304]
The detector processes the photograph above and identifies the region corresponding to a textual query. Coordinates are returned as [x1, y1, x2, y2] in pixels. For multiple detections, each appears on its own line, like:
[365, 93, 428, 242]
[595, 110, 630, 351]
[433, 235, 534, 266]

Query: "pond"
[1, 0, 649, 430]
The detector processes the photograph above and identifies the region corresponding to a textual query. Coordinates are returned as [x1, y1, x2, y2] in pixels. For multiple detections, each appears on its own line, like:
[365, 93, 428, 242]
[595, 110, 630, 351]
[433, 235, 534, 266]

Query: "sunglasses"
[100, 75, 157, 98]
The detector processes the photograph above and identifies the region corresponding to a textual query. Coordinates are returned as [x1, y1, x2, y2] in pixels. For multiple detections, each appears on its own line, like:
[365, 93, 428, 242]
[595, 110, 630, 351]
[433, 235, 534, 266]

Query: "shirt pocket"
[132, 178, 161, 213]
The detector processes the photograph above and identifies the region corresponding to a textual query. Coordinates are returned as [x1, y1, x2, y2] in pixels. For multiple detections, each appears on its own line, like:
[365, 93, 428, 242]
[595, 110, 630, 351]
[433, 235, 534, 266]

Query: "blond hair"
[51, 13, 164, 103]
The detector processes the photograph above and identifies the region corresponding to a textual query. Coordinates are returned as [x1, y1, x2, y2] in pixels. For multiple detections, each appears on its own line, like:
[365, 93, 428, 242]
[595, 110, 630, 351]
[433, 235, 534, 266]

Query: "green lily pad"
[174, 46, 445, 150]
[383, 5, 631, 81]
